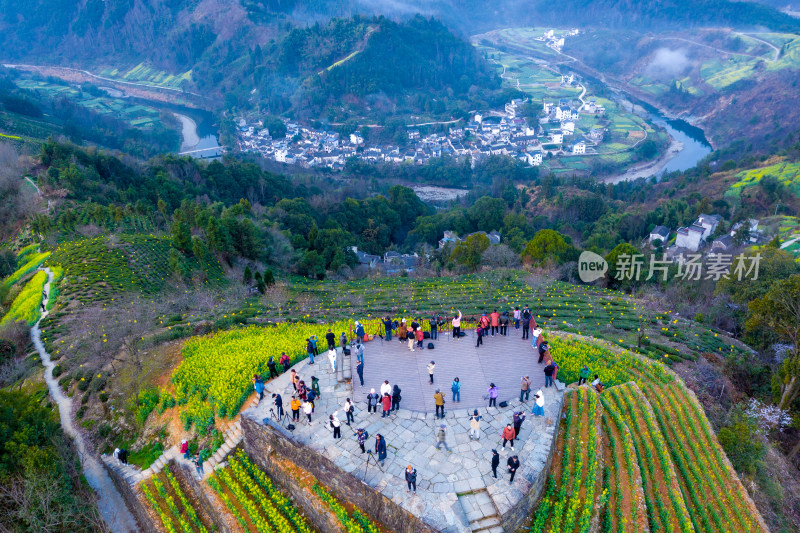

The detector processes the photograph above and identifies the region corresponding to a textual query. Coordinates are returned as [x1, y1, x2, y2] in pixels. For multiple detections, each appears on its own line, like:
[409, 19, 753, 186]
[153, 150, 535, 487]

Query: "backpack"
[428, 342, 435, 349]
[363, 430, 369, 440]
[423, 331, 430, 339]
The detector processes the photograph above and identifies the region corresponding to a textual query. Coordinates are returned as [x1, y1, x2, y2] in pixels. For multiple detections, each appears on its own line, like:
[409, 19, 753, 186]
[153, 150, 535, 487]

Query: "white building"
[649, 225, 670, 244]
[695, 214, 722, 240]
[549, 131, 563, 144]
[571, 141, 586, 154]
[675, 225, 705, 252]
[350, 133, 364, 145]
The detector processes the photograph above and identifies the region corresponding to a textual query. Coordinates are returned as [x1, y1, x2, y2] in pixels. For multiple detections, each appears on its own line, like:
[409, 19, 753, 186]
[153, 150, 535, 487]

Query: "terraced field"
[533, 333, 768, 533]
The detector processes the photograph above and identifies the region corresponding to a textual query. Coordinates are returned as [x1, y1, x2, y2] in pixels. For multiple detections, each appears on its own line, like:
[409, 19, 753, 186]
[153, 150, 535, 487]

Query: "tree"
[170, 218, 192, 254]
[450, 233, 490, 270]
[522, 229, 575, 265]
[467, 196, 506, 232]
[243, 266, 253, 285]
[605, 242, 642, 291]
[746, 274, 800, 409]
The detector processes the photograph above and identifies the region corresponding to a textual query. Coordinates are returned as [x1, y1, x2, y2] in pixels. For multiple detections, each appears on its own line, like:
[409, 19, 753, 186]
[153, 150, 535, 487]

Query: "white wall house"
[549, 132, 563, 144]
[649, 225, 670, 244]
[675, 225, 704, 252]
[571, 141, 586, 154]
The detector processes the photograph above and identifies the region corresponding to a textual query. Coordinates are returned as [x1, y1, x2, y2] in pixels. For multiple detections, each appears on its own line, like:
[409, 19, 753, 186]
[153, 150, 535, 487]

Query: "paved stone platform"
[351, 328, 547, 412]
[243, 336, 563, 533]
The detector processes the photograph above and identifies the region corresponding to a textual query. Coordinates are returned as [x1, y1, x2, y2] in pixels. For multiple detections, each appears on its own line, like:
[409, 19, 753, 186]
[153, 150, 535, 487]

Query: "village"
[234, 74, 607, 170]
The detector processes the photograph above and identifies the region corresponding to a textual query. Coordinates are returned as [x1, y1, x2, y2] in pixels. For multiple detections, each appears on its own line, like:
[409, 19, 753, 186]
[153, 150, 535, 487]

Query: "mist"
[645, 47, 691, 80]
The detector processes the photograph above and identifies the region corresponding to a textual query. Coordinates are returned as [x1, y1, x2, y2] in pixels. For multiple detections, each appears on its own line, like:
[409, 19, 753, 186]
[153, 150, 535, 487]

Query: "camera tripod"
[269, 407, 290, 429]
[363, 449, 384, 477]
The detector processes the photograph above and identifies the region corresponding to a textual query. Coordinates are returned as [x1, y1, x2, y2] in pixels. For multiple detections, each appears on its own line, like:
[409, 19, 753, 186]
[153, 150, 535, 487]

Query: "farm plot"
[141, 465, 213, 533]
[532, 386, 602, 533]
[604, 383, 694, 533]
[206, 451, 312, 533]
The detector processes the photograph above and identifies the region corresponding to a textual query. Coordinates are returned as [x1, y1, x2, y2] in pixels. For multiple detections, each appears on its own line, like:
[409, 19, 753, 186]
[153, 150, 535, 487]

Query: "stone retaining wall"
[241, 415, 437, 533]
[499, 411, 562, 532]
[101, 459, 159, 533]
[171, 461, 233, 533]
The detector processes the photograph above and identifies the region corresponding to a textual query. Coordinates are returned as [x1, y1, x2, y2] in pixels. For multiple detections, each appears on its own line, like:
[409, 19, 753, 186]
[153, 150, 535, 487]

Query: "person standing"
[513, 307, 521, 330]
[367, 389, 379, 413]
[436, 424, 450, 452]
[502, 424, 516, 451]
[487, 383, 499, 408]
[381, 393, 392, 418]
[407, 330, 416, 352]
[405, 465, 417, 494]
[520, 376, 531, 402]
[375, 434, 387, 466]
[532, 390, 545, 417]
[344, 398, 355, 425]
[267, 356, 279, 379]
[491, 449, 500, 478]
[356, 428, 367, 453]
[507, 455, 520, 482]
[280, 352, 291, 373]
[253, 374, 264, 402]
[193, 453, 204, 477]
[290, 369, 299, 391]
[380, 380, 391, 397]
[356, 360, 365, 386]
[469, 410, 482, 441]
[330, 413, 341, 439]
[513, 411, 526, 438]
[306, 338, 316, 365]
[311, 376, 321, 398]
[521, 306, 532, 340]
[340, 332, 348, 350]
[356, 321, 366, 344]
[306, 388, 316, 412]
[325, 329, 336, 350]
[391, 384, 402, 411]
[538, 340, 550, 364]
[500, 311, 509, 336]
[297, 380, 307, 401]
[429, 315, 438, 340]
[328, 347, 337, 372]
[398, 321, 408, 341]
[544, 363, 555, 388]
[303, 400, 313, 423]
[475, 324, 484, 347]
[434, 388, 445, 419]
[479, 312, 490, 337]
[290, 395, 301, 421]
[427, 361, 436, 384]
[355, 343, 364, 364]
[490, 309, 500, 336]
[578, 365, 590, 386]
[383, 316, 393, 340]
[272, 393, 284, 418]
[180, 439, 189, 460]
[415, 327, 424, 349]
[451, 377, 461, 403]
[310, 335, 319, 355]
[452, 311, 462, 339]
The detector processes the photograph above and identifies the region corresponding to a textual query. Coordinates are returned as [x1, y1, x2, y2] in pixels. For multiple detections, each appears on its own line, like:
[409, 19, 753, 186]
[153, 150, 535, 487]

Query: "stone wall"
[241, 414, 438, 533]
[101, 460, 159, 533]
[500, 411, 563, 532]
[171, 461, 234, 533]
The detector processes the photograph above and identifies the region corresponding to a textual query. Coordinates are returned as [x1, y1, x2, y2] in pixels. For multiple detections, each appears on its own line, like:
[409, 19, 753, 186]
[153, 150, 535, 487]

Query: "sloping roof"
[651, 225, 670, 238]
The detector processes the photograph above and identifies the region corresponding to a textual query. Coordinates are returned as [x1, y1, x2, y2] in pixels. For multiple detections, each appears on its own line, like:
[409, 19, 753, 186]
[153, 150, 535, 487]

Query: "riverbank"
[602, 136, 684, 184]
[174, 113, 200, 151]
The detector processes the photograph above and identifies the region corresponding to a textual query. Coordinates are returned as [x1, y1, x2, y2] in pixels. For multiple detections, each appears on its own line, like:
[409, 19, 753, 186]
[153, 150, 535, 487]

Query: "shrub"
[719, 409, 765, 476]
[133, 388, 160, 425]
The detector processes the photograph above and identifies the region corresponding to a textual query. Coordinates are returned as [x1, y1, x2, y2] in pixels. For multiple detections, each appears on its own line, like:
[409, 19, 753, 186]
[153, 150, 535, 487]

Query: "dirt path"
[32, 268, 139, 532]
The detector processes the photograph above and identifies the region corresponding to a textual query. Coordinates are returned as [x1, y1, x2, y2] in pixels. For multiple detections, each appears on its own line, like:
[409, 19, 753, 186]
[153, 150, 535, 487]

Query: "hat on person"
[440, 424, 446, 428]
[435, 388, 440, 392]
[370, 388, 375, 393]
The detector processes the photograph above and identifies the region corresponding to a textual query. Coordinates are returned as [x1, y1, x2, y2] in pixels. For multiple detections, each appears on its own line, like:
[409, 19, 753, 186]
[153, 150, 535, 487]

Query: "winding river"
[171, 108, 222, 159]
[603, 93, 713, 184]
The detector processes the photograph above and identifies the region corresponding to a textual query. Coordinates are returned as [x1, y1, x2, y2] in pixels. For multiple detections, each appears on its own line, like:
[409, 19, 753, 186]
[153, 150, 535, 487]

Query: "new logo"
[578, 251, 607, 283]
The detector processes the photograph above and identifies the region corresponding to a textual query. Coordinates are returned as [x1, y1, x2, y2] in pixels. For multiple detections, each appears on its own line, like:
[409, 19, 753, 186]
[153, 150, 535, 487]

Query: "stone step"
[141, 467, 153, 478]
[470, 515, 501, 532]
[220, 442, 232, 454]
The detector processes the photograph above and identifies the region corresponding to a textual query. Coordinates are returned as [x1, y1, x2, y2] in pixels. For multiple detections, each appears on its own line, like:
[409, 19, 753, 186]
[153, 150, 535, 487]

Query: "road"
[735, 33, 781, 62]
[657, 36, 778, 62]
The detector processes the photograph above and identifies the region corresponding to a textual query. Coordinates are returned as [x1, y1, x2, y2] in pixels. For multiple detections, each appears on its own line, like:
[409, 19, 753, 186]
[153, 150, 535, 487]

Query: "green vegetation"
[0, 389, 104, 531]
[1, 270, 46, 325]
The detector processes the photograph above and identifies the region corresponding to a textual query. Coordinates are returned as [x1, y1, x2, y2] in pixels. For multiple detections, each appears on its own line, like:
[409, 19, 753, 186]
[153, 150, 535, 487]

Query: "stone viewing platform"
[241, 331, 564, 532]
